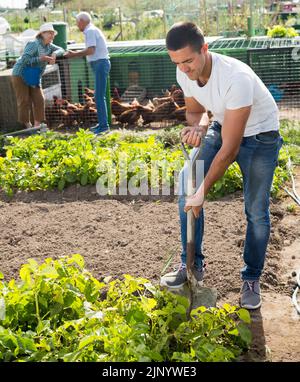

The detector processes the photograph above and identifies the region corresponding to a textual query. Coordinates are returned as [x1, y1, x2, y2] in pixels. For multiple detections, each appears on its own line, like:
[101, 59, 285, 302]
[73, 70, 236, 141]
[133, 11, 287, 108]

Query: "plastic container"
[53, 22, 68, 50]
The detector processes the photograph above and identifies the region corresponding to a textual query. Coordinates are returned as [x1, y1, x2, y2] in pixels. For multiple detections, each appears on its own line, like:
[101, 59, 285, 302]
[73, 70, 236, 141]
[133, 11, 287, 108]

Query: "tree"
[26, 0, 47, 10]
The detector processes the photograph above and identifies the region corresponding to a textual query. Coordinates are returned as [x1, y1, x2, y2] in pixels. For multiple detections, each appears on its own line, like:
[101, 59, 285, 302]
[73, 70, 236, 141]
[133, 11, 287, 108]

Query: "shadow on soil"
[240, 309, 268, 362]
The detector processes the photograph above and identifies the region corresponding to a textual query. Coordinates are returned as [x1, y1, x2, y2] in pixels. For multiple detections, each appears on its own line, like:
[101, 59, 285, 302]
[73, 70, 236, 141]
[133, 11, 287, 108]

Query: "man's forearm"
[71, 47, 94, 58]
[198, 148, 237, 198]
[72, 49, 89, 57]
[186, 111, 210, 132]
[186, 111, 204, 126]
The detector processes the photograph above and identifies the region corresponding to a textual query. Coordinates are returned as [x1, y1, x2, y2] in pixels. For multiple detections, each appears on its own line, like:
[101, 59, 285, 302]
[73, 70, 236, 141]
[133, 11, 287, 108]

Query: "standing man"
[160, 22, 283, 310]
[65, 12, 111, 134]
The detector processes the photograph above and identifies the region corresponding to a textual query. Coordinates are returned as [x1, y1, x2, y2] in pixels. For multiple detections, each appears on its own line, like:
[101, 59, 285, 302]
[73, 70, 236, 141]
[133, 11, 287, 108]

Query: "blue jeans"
[89, 58, 111, 131]
[178, 121, 283, 280]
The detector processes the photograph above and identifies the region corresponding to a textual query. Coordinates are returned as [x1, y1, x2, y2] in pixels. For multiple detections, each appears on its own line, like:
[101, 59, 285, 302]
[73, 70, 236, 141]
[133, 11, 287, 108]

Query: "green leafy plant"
[0, 130, 183, 196]
[279, 119, 300, 148]
[0, 255, 251, 362]
[286, 203, 296, 214]
[0, 120, 298, 199]
[267, 25, 299, 38]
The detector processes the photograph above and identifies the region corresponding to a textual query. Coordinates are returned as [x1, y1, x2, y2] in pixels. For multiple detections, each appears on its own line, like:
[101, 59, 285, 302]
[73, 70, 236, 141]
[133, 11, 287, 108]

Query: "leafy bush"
[0, 255, 251, 362]
[0, 130, 183, 196]
[279, 119, 300, 148]
[0, 121, 298, 198]
[267, 25, 299, 38]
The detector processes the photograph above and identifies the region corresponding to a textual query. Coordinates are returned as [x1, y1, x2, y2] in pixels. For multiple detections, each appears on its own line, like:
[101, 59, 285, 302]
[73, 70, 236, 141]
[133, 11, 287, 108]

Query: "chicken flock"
[45, 85, 190, 129]
[111, 85, 187, 126]
[45, 85, 186, 127]
[45, 88, 98, 128]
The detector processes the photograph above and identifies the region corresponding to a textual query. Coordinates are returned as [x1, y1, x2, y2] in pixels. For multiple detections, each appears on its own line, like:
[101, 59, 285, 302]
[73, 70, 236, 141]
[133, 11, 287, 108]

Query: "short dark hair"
[166, 22, 205, 52]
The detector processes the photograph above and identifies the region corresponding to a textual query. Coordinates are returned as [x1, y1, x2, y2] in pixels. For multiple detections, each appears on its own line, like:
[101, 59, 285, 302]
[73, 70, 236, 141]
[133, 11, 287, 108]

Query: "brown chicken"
[172, 89, 185, 107]
[111, 99, 133, 117]
[135, 104, 154, 125]
[140, 100, 178, 125]
[57, 108, 76, 127]
[169, 84, 178, 94]
[153, 100, 177, 120]
[140, 110, 155, 125]
[45, 96, 65, 125]
[82, 94, 95, 109]
[53, 95, 65, 107]
[152, 96, 173, 107]
[117, 109, 142, 126]
[84, 87, 95, 97]
[171, 106, 187, 121]
[63, 99, 80, 111]
[112, 87, 121, 101]
[152, 86, 185, 108]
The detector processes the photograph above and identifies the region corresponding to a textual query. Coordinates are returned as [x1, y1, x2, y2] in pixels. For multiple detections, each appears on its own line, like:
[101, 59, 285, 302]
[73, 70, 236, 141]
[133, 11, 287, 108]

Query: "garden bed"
[0, 121, 299, 361]
[0, 174, 299, 361]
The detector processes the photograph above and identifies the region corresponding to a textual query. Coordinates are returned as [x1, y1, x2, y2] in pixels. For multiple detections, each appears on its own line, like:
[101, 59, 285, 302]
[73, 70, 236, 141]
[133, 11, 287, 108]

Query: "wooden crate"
[0, 69, 19, 133]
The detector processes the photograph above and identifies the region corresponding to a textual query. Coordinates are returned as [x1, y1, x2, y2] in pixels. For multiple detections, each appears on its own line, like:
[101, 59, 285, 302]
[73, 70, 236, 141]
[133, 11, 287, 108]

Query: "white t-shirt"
[176, 52, 279, 136]
[83, 23, 109, 62]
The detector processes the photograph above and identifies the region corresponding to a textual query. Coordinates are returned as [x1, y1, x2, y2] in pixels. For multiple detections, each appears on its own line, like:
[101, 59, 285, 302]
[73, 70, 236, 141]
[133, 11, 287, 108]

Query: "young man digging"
[160, 22, 283, 310]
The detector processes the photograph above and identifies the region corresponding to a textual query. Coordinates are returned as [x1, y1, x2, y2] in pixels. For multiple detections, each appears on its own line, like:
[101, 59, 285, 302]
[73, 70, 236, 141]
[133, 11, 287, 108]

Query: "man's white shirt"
[176, 52, 279, 136]
[83, 23, 109, 62]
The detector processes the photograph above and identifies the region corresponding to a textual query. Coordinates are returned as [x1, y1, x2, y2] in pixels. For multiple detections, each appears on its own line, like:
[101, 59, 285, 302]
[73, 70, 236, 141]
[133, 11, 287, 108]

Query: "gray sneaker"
[240, 280, 262, 310]
[160, 265, 204, 289]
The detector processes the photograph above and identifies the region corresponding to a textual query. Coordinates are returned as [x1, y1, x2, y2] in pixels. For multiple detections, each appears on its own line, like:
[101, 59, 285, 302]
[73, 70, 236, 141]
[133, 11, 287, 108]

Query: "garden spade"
[180, 137, 217, 318]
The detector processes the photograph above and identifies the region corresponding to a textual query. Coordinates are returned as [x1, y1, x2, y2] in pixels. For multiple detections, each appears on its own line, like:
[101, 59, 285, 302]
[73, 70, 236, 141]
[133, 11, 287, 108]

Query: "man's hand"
[64, 51, 76, 59]
[184, 189, 205, 218]
[181, 125, 207, 147]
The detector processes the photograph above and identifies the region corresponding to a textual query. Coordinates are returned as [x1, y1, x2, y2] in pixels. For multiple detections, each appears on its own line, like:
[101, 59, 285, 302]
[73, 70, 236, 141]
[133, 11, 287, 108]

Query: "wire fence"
[0, 36, 299, 132]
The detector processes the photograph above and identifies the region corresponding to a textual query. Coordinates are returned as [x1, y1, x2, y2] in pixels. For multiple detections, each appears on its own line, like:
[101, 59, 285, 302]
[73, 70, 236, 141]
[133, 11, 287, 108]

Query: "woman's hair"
[76, 12, 92, 23]
[166, 22, 205, 52]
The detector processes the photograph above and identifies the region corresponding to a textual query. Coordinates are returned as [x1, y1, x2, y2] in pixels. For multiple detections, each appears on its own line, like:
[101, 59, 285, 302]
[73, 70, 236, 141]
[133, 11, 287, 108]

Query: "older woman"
[12, 23, 65, 129]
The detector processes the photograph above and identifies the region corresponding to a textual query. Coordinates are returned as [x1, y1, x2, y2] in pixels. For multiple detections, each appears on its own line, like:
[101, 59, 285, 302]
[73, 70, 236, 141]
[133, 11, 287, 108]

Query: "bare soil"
[0, 171, 299, 362]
